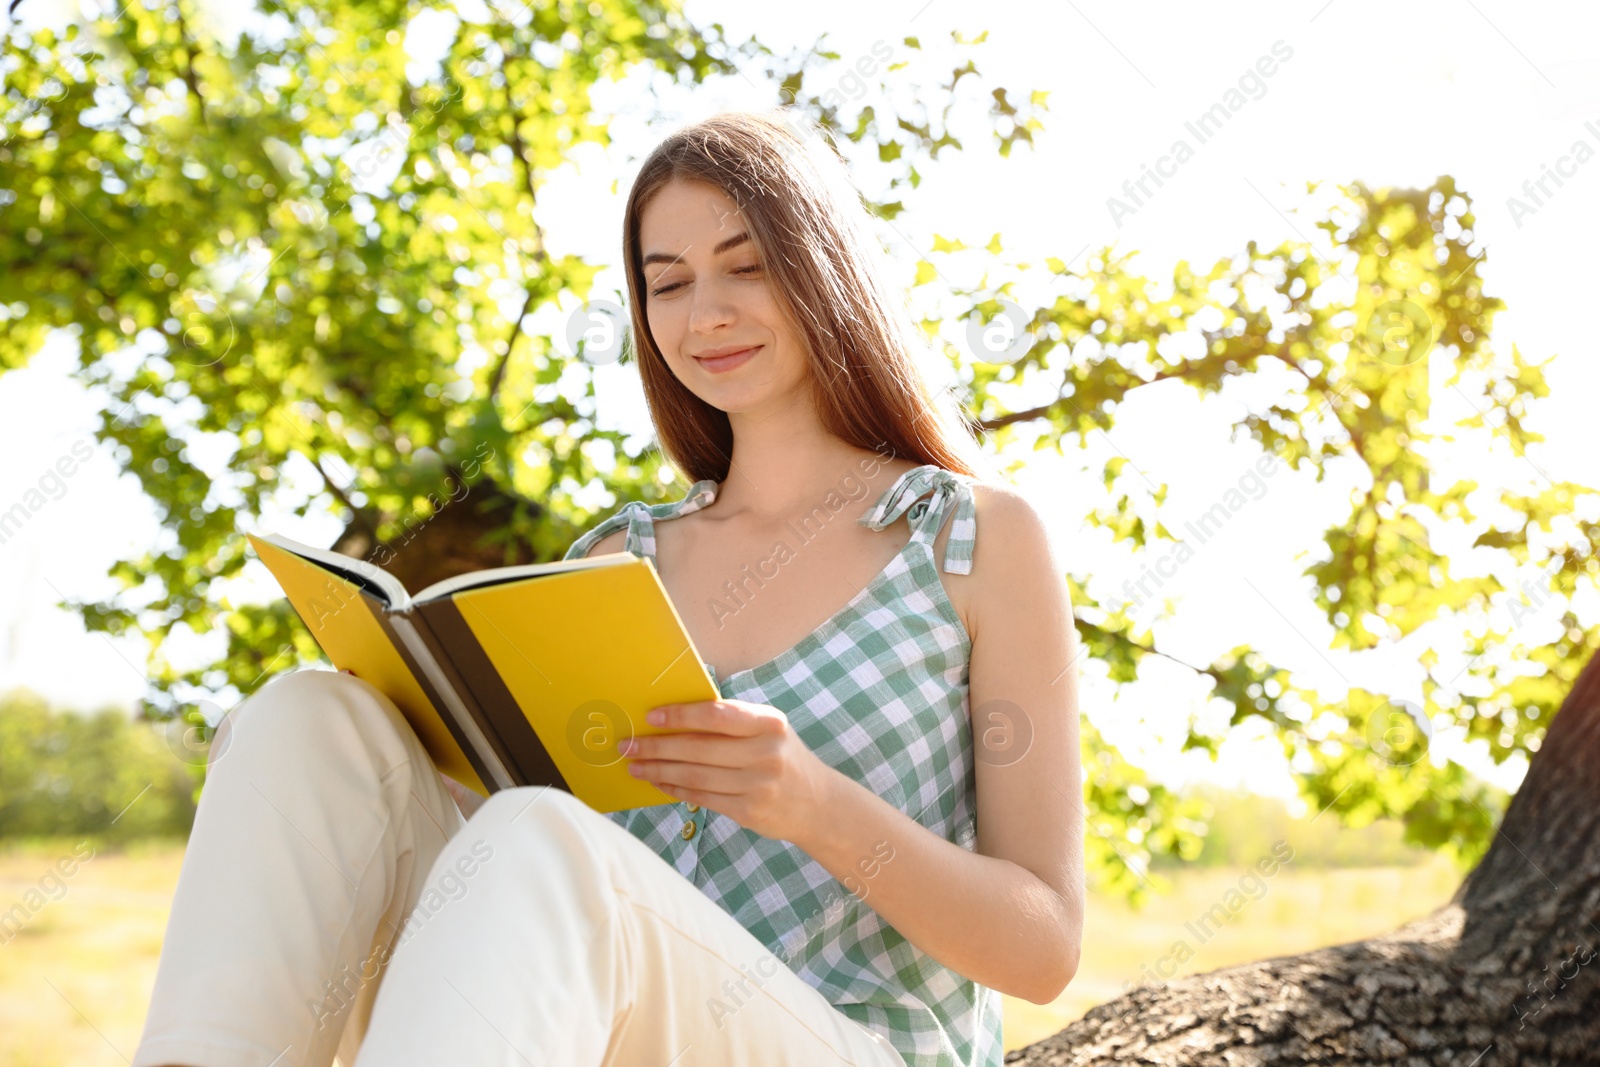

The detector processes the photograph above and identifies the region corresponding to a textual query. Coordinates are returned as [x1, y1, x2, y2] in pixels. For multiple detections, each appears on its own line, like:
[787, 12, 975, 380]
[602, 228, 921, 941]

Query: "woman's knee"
[211, 669, 413, 777]
[462, 787, 608, 873]
[411, 786, 624, 933]
[471, 784, 590, 833]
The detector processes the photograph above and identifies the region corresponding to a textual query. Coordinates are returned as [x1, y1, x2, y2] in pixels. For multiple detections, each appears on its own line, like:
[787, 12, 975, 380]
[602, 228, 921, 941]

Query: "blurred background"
[2, 0, 1598, 1061]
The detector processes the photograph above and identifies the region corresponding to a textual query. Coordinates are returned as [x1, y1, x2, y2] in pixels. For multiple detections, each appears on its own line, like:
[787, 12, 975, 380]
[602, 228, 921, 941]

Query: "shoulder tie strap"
[856, 465, 976, 575]
[563, 478, 719, 563]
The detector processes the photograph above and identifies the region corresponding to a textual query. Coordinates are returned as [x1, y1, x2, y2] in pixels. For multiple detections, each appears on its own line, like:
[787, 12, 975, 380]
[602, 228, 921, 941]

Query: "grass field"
[0, 839, 1463, 1064]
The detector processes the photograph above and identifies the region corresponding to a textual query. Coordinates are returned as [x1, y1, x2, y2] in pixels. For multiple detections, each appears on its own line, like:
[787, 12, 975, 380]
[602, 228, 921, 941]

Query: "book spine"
[387, 612, 518, 793]
[413, 598, 573, 796]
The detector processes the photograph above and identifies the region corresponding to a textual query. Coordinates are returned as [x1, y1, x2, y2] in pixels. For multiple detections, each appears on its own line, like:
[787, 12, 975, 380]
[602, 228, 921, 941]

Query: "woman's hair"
[620, 109, 994, 484]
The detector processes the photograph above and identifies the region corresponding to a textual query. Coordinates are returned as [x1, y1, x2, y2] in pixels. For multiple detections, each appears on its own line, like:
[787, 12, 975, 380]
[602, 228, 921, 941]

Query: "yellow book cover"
[243, 531, 718, 814]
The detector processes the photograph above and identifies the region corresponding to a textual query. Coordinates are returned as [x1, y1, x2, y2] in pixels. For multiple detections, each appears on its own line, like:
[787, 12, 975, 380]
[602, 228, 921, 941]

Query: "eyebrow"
[642, 230, 751, 268]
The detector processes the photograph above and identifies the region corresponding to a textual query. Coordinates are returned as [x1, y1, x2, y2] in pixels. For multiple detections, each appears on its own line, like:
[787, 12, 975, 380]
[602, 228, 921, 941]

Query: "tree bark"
[329, 468, 545, 595]
[1008, 649, 1600, 1066]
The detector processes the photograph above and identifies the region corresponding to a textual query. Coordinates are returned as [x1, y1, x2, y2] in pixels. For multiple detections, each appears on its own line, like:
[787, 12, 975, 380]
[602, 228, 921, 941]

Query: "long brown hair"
[620, 110, 992, 485]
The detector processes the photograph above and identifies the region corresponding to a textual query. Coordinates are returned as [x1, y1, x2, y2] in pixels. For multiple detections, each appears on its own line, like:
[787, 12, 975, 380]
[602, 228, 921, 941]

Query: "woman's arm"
[791, 485, 1086, 1004]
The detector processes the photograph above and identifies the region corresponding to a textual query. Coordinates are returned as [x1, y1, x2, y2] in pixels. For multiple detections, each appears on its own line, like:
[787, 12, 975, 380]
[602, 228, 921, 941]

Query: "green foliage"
[0, 689, 196, 841]
[2, 3, 1591, 889]
[1080, 717, 1206, 906]
[960, 177, 1592, 879]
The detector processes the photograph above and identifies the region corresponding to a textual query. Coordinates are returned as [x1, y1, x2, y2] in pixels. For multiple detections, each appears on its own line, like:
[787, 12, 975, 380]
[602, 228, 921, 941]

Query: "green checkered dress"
[562, 463, 1001, 1066]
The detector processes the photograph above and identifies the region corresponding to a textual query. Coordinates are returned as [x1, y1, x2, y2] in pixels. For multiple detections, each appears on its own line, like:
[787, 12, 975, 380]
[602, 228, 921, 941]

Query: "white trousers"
[132, 669, 905, 1067]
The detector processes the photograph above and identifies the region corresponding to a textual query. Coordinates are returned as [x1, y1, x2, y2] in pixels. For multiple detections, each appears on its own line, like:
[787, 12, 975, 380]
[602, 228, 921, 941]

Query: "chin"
[693, 387, 765, 415]
[675, 355, 808, 412]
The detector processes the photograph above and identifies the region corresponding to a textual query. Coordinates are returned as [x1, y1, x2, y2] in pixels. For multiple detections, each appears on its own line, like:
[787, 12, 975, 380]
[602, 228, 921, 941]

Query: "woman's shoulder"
[920, 472, 1036, 552]
[940, 480, 1062, 638]
[573, 525, 628, 560]
[962, 479, 1056, 574]
[562, 497, 652, 561]
[964, 477, 1036, 516]
[562, 479, 720, 562]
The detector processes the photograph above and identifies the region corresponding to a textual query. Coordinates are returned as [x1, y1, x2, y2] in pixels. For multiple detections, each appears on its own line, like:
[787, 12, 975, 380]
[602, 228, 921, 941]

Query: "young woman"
[133, 110, 1083, 1067]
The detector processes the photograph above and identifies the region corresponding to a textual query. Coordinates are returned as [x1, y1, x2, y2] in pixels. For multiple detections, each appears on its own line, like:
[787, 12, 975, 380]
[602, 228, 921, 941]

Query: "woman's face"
[637, 178, 810, 413]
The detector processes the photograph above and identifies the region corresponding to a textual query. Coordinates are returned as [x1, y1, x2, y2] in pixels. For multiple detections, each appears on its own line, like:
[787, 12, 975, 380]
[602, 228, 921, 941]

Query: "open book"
[244, 532, 719, 814]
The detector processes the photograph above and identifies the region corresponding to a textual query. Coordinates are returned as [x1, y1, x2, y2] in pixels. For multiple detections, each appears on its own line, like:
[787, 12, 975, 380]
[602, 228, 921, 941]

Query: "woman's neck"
[715, 402, 907, 524]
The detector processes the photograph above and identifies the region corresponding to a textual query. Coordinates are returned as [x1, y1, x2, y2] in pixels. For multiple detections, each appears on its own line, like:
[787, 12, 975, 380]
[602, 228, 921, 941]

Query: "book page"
[410, 551, 631, 605]
[250, 531, 410, 607]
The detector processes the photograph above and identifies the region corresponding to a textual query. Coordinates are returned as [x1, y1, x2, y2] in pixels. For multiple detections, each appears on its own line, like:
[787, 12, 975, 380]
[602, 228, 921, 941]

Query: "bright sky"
[4, 0, 1597, 802]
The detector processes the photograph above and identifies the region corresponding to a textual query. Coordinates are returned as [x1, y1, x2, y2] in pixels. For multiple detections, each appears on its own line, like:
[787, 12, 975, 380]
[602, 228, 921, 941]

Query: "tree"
[4, 2, 1596, 1057]
[0, 688, 196, 840]
[0, 0, 1042, 746]
[1006, 647, 1600, 1064]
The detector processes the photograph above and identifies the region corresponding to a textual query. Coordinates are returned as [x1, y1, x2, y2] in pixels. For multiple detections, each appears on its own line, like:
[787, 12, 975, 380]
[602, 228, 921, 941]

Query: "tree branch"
[172, 1, 209, 130]
[1076, 618, 1226, 687]
[305, 450, 378, 547]
[486, 286, 534, 407]
[504, 70, 551, 267]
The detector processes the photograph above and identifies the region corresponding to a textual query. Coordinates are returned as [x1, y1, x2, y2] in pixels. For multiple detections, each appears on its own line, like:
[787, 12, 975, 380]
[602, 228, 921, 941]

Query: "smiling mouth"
[694, 346, 761, 372]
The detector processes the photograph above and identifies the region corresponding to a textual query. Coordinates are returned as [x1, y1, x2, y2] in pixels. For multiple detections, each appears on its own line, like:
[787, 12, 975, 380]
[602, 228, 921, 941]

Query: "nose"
[686, 274, 736, 336]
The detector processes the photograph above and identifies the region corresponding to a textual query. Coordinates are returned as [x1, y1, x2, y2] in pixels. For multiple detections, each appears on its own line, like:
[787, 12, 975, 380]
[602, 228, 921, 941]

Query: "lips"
[693, 345, 761, 374]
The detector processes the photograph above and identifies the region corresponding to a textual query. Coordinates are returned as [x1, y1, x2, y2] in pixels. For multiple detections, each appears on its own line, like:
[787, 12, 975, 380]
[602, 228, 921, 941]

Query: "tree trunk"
[1008, 649, 1600, 1066]
[329, 468, 545, 595]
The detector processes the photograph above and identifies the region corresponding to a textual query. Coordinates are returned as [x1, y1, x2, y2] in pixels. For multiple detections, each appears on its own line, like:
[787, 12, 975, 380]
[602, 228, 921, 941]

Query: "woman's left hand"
[439, 772, 487, 820]
[620, 699, 837, 844]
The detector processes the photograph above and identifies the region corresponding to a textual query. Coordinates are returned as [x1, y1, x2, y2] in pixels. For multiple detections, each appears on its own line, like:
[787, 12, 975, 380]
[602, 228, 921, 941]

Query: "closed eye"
[649, 263, 762, 297]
